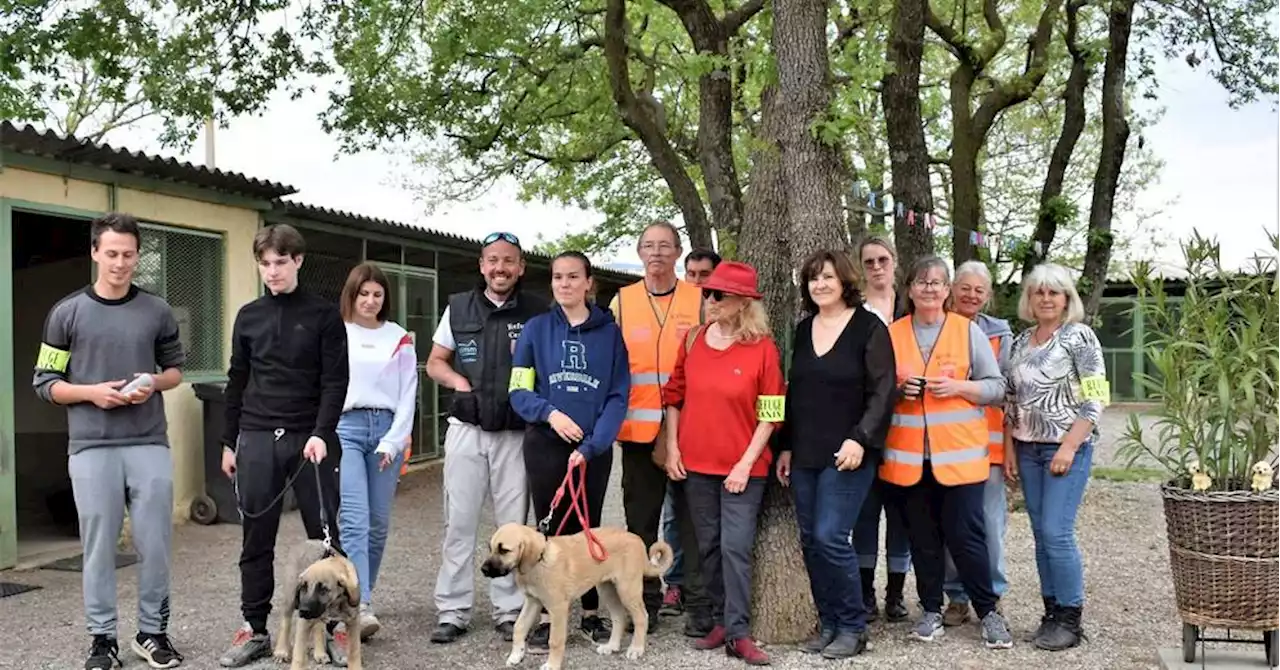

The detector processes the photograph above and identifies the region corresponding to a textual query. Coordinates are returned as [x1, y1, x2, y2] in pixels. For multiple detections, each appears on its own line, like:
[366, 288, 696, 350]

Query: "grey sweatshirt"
[32, 285, 186, 454]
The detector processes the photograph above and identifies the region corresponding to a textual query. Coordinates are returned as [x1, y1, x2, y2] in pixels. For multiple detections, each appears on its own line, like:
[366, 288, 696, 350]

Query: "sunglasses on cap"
[482, 231, 522, 248]
[702, 289, 727, 302]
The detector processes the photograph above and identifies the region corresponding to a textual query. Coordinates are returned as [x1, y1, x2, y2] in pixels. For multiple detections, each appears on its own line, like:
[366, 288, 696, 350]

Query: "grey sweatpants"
[433, 423, 528, 628]
[68, 445, 174, 636]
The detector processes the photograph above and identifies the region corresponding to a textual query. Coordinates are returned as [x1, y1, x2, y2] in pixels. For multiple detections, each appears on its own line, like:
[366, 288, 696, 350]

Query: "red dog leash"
[537, 460, 609, 562]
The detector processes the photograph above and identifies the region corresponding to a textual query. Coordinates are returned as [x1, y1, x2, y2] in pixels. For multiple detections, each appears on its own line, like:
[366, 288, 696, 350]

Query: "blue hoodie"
[508, 303, 631, 460]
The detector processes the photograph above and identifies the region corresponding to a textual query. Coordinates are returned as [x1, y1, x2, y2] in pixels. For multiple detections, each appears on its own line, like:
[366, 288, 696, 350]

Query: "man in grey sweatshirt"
[32, 213, 187, 670]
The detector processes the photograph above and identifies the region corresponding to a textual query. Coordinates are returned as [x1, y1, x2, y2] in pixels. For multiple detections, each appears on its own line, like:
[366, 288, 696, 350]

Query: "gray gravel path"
[1, 408, 1185, 670]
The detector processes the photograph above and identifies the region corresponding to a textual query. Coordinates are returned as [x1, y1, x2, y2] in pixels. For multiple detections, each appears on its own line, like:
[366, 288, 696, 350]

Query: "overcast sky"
[103, 55, 1277, 274]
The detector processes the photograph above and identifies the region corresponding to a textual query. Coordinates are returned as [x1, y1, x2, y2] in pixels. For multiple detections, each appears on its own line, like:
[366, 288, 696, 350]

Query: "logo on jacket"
[550, 340, 599, 391]
[457, 339, 479, 364]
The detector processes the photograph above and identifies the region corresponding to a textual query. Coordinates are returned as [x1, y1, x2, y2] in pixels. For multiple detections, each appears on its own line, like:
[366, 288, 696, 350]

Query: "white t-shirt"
[343, 321, 420, 455]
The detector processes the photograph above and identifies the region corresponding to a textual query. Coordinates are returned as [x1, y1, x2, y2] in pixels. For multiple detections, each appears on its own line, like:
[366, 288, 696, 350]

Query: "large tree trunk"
[774, 0, 848, 255]
[883, 0, 935, 272]
[1023, 0, 1090, 275]
[1080, 0, 1133, 322]
[738, 85, 815, 645]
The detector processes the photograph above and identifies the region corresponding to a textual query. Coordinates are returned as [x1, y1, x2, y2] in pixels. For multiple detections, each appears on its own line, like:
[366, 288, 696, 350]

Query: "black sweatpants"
[235, 429, 342, 633]
[883, 461, 997, 617]
[620, 441, 669, 615]
[524, 428, 613, 611]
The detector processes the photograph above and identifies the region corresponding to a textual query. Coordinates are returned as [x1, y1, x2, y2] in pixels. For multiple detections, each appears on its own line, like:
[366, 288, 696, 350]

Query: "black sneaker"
[527, 622, 551, 655]
[430, 622, 466, 644]
[495, 620, 516, 642]
[217, 624, 270, 668]
[131, 632, 183, 669]
[85, 635, 121, 670]
[580, 615, 612, 644]
[684, 616, 714, 638]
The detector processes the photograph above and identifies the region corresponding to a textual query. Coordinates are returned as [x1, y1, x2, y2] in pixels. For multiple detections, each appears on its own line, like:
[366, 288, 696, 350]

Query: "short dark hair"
[253, 223, 306, 260]
[799, 249, 861, 313]
[340, 262, 392, 323]
[553, 250, 594, 277]
[684, 248, 721, 269]
[90, 212, 141, 251]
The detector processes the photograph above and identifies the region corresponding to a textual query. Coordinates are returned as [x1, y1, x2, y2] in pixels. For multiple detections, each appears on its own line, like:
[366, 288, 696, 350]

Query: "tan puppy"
[482, 523, 674, 670]
[272, 539, 364, 670]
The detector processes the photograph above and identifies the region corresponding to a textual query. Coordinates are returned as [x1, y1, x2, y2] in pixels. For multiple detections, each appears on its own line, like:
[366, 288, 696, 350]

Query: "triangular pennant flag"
[906, 210, 915, 227]
[895, 202, 904, 218]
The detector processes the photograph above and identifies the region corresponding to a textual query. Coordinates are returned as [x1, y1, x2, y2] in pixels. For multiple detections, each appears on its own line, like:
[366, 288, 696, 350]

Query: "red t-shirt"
[662, 330, 786, 478]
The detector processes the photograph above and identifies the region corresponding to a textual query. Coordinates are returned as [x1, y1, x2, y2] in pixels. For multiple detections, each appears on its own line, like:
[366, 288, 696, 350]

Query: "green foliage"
[1116, 229, 1280, 490]
[0, 0, 327, 147]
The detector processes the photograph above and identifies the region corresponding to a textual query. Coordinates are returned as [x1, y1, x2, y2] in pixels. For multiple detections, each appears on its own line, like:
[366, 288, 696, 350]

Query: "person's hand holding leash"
[568, 449, 586, 469]
[378, 451, 395, 471]
[303, 436, 327, 463]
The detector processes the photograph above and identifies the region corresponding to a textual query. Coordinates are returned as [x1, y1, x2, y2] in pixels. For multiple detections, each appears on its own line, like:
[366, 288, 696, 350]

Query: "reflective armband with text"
[36, 343, 70, 373]
[756, 395, 786, 422]
[509, 367, 536, 392]
[1079, 375, 1110, 405]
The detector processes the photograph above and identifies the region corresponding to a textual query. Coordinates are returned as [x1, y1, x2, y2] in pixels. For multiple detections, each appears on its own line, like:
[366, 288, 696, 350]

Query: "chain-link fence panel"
[299, 253, 357, 305]
[134, 224, 225, 375]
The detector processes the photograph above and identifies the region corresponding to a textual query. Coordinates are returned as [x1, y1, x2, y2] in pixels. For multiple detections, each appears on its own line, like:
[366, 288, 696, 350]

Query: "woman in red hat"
[661, 260, 785, 666]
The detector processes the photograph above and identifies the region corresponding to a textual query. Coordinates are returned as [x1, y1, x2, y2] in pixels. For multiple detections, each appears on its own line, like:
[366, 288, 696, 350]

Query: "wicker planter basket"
[1162, 484, 1280, 630]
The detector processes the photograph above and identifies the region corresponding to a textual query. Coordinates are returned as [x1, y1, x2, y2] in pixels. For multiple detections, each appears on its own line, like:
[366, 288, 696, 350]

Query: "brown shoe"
[942, 601, 972, 627]
[727, 637, 771, 666]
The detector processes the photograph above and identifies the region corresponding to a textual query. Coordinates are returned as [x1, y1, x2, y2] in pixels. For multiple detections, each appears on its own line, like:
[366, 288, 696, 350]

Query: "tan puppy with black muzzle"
[482, 523, 674, 670]
[273, 539, 364, 670]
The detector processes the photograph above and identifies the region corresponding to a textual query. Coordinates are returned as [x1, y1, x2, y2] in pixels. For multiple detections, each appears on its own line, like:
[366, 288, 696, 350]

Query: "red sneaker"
[694, 624, 726, 650]
[727, 637, 771, 665]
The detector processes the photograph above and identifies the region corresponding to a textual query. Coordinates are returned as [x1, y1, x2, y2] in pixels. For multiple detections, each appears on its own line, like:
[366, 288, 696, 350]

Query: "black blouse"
[777, 306, 897, 470]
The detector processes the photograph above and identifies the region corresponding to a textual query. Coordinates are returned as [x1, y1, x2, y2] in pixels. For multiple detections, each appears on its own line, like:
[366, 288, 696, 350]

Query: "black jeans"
[235, 429, 342, 633]
[685, 472, 767, 641]
[884, 461, 997, 617]
[620, 441, 668, 615]
[525, 428, 612, 611]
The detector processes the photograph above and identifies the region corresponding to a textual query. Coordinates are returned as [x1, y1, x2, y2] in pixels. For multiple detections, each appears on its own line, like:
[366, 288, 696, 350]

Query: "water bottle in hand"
[120, 373, 154, 396]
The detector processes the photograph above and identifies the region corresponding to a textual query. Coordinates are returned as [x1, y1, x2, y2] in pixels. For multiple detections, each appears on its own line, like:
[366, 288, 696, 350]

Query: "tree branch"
[723, 0, 766, 33]
[971, 0, 1062, 138]
[925, 5, 977, 64]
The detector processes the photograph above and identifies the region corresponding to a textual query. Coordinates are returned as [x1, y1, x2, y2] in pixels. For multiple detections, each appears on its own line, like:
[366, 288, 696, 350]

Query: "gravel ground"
[1, 408, 1185, 670]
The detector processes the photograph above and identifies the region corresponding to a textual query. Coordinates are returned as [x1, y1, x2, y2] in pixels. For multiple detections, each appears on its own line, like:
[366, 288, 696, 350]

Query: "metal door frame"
[376, 263, 440, 462]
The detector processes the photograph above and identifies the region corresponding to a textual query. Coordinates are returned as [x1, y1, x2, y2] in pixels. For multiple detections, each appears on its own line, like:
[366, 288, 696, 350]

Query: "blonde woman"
[1005, 263, 1108, 651]
[663, 261, 785, 666]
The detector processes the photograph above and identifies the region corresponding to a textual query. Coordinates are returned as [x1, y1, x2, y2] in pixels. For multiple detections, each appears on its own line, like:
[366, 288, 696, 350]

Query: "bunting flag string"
[851, 182, 1051, 259]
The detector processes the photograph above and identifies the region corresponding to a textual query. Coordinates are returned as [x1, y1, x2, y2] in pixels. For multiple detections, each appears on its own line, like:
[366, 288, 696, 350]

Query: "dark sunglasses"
[863, 255, 892, 268]
[702, 289, 726, 302]
[482, 231, 522, 248]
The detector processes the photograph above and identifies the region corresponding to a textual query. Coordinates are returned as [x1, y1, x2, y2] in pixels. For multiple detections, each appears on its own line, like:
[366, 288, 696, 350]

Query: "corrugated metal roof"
[0, 121, 297, 200]
[275, 201, 640, 281]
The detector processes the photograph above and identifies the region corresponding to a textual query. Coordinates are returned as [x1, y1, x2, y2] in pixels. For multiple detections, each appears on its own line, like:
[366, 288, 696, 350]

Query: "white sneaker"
[358, 604, 380, 641]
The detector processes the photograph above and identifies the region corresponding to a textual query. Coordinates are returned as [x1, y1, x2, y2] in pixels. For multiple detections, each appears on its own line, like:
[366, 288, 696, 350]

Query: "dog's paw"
[272, 648, 291, 663]
[506, 648, 526, 666]
[595, 642, 620, 656]
[312, 649, 331, 664]
[624, 645, 644, 660]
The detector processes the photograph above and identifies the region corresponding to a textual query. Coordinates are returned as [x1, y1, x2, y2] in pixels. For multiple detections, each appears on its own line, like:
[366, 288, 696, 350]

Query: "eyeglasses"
[912, 279, 947, 290]
[863, 255, 892, 268]
[482, 232, 521, 248]
[640, 241, 677, 253]
[702, 289, 726, 302]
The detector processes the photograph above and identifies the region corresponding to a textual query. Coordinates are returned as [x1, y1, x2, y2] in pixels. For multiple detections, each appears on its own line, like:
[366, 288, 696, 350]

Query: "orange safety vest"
[985, 334, 1005, 465]
[616, 279, 703, 443]
[880, 314, 990, 487]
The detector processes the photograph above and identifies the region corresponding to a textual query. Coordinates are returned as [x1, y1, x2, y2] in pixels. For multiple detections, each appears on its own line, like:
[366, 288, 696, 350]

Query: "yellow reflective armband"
[509, 367, 535, 392]
[756, 395, 785, 422]
[1079, 375, 1110, 404]
[36, 343, 70, 373]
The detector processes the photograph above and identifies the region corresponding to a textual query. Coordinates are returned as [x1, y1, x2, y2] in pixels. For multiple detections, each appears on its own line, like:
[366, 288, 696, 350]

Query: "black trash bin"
[192, 382, 298, 525]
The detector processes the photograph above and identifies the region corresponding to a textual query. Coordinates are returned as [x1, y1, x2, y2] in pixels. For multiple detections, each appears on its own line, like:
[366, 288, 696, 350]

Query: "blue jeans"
[943, 464, 1009, 604]
[791, 462, 877, 634]
[854, 477, 912, 573]
[660, 488, 685, 586]
[1017, 439, 1093, 607]
[337, 409, 404, 605]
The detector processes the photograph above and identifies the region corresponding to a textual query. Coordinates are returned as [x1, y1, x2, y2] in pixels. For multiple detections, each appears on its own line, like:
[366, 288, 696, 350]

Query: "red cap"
[701, 260, 763, 299]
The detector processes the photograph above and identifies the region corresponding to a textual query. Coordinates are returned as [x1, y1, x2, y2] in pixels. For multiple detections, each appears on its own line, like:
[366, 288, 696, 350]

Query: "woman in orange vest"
[662, 261, 785, 666]
[939, 260, 1013, 626]
[1004, 262, 1108, 651]
[879, 256, 1012, 650]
